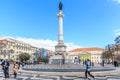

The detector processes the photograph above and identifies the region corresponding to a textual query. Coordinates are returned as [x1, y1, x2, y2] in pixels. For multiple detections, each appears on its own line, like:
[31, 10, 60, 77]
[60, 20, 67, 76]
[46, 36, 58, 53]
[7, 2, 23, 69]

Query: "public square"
[0, 0, 120, 80]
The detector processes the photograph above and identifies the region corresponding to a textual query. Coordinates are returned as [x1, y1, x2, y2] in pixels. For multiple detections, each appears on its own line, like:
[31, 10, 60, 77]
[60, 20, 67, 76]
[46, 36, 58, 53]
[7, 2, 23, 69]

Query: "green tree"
[19, 53, 30, 61]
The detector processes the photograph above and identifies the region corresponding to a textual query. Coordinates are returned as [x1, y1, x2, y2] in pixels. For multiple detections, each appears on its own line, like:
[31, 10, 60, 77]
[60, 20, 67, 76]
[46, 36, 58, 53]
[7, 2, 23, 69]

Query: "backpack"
[86, 61, 91, 69]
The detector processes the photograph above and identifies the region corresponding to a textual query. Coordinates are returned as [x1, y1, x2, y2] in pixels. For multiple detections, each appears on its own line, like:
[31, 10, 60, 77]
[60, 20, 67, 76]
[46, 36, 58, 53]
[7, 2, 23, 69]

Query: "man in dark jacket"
[2, 60, 10, 78]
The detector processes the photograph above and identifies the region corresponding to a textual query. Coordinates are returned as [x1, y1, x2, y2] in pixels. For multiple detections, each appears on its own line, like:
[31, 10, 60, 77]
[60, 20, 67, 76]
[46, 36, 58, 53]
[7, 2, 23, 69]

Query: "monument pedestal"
[49, 43, 67, 64]
[50, 54, 65, 64]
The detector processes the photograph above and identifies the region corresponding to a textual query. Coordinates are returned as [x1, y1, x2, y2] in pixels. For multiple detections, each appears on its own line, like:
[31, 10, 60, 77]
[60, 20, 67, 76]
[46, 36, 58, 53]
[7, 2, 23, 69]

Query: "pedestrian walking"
[85, 59, 95, 80]
[13, 62, 19, 78]
[0, 60, 2, 65]
[18, 61, 21, 69]
[1, 60, 10, 78]
[114, 61, 117, 67]
[83, 60, 86, 66]
[102, 59, 105, 67]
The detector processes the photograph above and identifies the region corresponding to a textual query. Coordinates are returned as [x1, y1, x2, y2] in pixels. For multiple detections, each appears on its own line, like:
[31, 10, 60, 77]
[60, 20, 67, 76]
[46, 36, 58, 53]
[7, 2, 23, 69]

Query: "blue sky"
[0, 0, 120, 51]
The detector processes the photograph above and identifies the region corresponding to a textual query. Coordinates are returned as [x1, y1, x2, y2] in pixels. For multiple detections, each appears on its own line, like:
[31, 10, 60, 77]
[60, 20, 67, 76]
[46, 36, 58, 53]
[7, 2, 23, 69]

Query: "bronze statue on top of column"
[59, 2, 62, 10]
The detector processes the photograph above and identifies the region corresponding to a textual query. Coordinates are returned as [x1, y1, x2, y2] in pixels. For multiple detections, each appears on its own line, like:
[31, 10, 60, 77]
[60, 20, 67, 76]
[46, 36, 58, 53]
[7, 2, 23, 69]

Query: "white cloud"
[1, 36, 81, 51]
[114, 29, 120, 35]
[115, 32, 120, 35]
[112, 0, 120, 3]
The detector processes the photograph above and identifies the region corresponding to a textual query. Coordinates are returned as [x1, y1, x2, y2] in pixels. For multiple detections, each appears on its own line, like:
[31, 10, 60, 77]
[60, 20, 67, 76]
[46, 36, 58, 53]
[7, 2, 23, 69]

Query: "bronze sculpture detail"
[59, 2, 62, 10]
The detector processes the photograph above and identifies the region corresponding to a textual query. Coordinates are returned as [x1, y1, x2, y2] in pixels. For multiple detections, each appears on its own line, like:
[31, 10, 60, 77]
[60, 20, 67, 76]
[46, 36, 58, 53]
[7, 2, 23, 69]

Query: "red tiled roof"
[69, 47, 104, 52]
[0, 40, 3, 43]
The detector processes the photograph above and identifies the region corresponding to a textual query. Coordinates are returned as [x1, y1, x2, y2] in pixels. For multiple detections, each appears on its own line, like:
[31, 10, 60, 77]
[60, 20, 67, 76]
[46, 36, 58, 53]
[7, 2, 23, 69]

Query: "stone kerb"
[19, 69, 120, 77]
[20, 64, 120, 77]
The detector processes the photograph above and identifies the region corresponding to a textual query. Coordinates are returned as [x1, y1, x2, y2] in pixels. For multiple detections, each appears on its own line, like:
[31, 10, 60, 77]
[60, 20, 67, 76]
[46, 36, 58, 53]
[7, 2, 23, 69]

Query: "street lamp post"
[8, 49, 14, 61]
[8, 50, 10, 61]
[105, 44, 111, 63]
[4, 50, 6, 59]
[30, 53, 33, 64]
[36, 49, 39, 63]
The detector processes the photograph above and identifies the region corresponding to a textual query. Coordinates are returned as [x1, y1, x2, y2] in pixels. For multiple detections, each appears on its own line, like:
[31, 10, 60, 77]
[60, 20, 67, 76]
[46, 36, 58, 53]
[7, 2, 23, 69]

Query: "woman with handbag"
[13, 62, 19, 79]
[85, 59, 95, 80]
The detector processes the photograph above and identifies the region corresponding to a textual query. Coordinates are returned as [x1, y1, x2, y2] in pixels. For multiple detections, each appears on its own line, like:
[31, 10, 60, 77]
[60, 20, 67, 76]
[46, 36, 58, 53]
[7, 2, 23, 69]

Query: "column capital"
[57, 10, 64, 18]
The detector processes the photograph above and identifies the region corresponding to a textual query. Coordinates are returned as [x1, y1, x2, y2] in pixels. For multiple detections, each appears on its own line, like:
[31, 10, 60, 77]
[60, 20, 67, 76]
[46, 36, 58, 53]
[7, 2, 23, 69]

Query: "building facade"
[0, 38, 36, 61]
[68, 47, 104, 64]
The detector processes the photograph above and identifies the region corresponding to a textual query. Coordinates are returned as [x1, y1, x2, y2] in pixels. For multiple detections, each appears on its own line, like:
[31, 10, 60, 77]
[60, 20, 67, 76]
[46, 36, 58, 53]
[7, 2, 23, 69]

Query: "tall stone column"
[49, 2, 67, 64]
[55, 2, 66, 54]
[58, 10, 64, 44]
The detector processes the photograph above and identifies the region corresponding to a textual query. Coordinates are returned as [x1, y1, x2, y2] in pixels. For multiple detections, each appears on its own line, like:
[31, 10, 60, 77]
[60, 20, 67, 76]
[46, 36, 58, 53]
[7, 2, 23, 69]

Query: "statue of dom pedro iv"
[59, 2, 62, 10]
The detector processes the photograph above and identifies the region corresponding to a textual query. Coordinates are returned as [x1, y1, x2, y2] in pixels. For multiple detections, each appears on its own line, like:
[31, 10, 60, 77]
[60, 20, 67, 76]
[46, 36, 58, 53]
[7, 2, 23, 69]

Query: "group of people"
[0, 58, 107, 80]
[74, 57, 81, 64]
[0, 59, 94, 80]
[0, 60, 20, 79]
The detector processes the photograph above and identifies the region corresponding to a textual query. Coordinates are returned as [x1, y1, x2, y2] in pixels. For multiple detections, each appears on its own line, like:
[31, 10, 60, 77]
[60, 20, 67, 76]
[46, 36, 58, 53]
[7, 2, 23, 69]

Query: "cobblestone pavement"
[0, 64, 120, 80]
[0, 73, 120, 80]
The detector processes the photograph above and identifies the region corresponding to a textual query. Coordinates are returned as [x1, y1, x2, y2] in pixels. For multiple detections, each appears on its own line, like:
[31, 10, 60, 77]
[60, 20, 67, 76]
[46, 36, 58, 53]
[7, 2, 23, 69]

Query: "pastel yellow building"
[0, 38, 36, 60]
